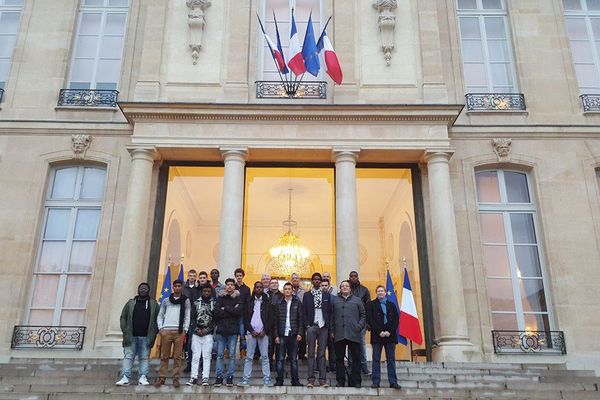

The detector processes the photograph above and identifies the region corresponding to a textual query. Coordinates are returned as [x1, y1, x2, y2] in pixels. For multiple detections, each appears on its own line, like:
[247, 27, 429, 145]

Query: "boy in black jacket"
[274, 282, 303, 386]
[213, 278, 242, 386]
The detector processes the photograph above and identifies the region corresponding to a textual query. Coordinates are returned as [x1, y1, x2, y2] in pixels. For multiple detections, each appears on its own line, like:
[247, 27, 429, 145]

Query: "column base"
[431, 336, 481, 363]
[96, 330, 126, 357]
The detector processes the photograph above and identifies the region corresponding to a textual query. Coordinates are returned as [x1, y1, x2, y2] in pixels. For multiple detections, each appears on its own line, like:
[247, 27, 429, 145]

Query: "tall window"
[475, 170, 552, 332]
[563, 0, 600, 94]
[0, 0, 24, 90]
[28, 165, 106, 326]
[457, 0, 518, 93]
[68, 0, 129, 90]
[259, 0, 323, 81]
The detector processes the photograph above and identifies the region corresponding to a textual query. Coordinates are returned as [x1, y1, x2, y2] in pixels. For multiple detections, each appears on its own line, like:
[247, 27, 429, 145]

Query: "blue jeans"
[243, 334, 271, 382]
[239, 318, 247, 351]
[215, 334, 238, 379]
[276, 336, 299, 383]
[371, 342, 397, 386]
[121, 336, 149, 379]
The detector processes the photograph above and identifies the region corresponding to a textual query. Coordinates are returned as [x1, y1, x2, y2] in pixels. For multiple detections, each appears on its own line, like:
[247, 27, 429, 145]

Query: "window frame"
[66, 0, 129, 91]
[27, 165, 105, 326]
[0, 0, 25, 89]
[476, 169, 555, 332]
[456, 0, 519, 94]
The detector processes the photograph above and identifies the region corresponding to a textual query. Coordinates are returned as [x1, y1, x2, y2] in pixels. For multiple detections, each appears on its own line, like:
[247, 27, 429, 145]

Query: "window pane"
[504, 171, 530, 203]
[591, 18, 600, 37]
[44, 209, 72, 240]
[69, 241, 96, 272]
[476, 172, 501, 203]
[83, 0, 104, 6]
[487, 278, 516, 311]
[60, 310, 85, 326]
[74, 35, 99, 58]
[105, 13, 127, 35]
[29, 310, 54, 325]
[70, 58, 95, 83]
[81, 167, 106, 200]
[108, 0, 129, 6]
[5, 0, 26, 5]
[483, 245, 511, 276]
[514, 245, 542, 277]
[79, 13, 102, 35]
[95, 82, 117, 90]
[492, 312, 518, 330]
[459, 17, 481, 39]
[457, 0, 477, 9]
[463, 63, 488, 87]
[96, 58, 121, 84]
[487, 40, 510, 62]
[38, 241, 66, 272]
[482, 0, 503, 9]
[74, 209, 100, 239]
[524, 313, 550, 332]
[99, 35, 124, 59]
[0, 59, 10, 83]
[565, 19, 588, 40]
[490, 63, 513, 87]
[461, 40, 485, 63]
[0, 11, 20, 34]
[510, 213, 537, 244]
[587, 0, 600, 10]
[485, 17, 507, 39]
[0, 36, 16, 59]
[62, 275, 90, 308]
[570, 41, 594, 64]
[563, 0, 583, 10]
[480, 213, 506, 243]
[574, 64, 600, 88]
[31, 275, 59, 308]
[520, 279, 548, 312]
[51, 167, 78, 199]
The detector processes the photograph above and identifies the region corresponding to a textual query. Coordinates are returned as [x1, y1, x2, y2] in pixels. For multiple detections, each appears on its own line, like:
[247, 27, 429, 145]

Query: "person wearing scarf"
[302, 272, 332, 387]
[116, 282, 159, 387]
[155, 279, 191, 388]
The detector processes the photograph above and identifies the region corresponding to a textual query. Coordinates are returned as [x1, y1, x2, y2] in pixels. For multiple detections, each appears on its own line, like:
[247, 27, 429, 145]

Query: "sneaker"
[240, 349, 247, 359]
[226, 376, 234, 386]
[237, 380, 249, 387]
[307, 381, 314, 388]
[389, 383, 401, 389]
[214, 377, 223, 387]
[138, 375, 149, 386]
[201, 378, 209, 386]
[264, 379, 273, 387]
[186, 378, 198, 386]
[321, 381, 329, 388]
[291, 381, 303, 387]
[362, 368, 371, 376]
[274, 381, 284, 386]
[154, 377, 165, 388]
[115, 376, 129, 386]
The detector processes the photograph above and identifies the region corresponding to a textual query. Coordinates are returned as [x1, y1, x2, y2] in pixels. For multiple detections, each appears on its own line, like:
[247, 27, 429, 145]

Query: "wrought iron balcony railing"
[256, 81, 327, 99]
[465, 93, 526, 111]
[0, 88, 4, 103]
[58, 89, 119, 107]
[11, 325, 86, 350]
[580, 94, 600, 112]
[492, 330, 566, 355]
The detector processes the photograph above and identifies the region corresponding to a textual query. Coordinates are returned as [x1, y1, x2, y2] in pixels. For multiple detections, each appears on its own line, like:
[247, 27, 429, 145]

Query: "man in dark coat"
[274, 282, 304, 386]
[349, 270, 371, 376]
[366, 285, 400, 389]
[116, 282, 159, 386]
[213, 278, 242, 386]
[183, 269, 200, 372]
[330, 280, 366, 388]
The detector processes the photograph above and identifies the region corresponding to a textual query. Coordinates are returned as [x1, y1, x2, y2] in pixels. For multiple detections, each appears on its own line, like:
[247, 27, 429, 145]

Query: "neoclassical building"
[1, 0, 600, 372]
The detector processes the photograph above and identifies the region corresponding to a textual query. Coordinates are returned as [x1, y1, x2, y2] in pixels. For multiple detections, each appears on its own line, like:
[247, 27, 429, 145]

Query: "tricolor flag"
[273, 12, 289, 74]
[399, 268, 423, 345]
[301, 12, 320, 77]
[286, 9, 306, 75]
[385, 270, 403, 344]
[158, 264, 172, 305]
[257, 15, 287, 74]
[317, 24, 343, 84]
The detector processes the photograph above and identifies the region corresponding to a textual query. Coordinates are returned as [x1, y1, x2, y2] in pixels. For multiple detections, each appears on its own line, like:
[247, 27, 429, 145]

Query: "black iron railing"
[492, 330, 566, 355]
[465, 93, 526, 111]
[57, 89, 119, 107]
[580, 94, 600, 112]
[11, 326, 86, 350]
[0, 88, 4, 103]
[256, 81, 327, 99]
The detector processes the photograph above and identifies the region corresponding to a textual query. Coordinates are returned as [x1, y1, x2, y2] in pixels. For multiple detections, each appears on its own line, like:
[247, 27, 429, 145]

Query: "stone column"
[424, 150, 477, 362]
[105, 147, 157, 341]
[334, 150, 360, 283]
[217, 148, 247, 280]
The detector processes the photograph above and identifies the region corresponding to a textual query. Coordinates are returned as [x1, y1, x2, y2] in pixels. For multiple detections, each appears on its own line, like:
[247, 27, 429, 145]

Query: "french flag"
[286, 9, 306, 75]
[317, 27, 343, 84]
[399, 268, 423, 345]
[257, 15, 287, 74]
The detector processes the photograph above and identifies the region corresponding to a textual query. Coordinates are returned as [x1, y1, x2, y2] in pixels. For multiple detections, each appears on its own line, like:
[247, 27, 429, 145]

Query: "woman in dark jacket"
[365, 285, 400, 389]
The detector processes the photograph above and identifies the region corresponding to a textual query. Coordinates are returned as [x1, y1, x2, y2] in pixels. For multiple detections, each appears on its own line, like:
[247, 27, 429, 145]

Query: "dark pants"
[335, 339, 361, 387]
[276, 336, 299, 384]
[327, 335, 337, 371]
[372, 342, 397, 386]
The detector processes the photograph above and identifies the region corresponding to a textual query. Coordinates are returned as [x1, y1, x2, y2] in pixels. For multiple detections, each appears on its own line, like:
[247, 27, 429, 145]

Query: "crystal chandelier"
[269, 188, 311, 276]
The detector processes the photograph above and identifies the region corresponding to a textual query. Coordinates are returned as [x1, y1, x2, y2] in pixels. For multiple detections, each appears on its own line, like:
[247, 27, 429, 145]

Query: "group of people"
[116, 268, 402, 389]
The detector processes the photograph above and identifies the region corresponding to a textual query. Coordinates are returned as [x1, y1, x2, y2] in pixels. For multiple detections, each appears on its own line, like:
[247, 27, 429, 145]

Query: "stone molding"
[71, 134, 92, 159]
[492, 138, 512, 162]
[186, 0, 211, 65]
[373, 0, 398, 65]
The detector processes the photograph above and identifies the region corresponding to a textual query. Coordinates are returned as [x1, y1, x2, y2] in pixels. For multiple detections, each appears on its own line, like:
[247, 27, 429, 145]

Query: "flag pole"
[256, 13, 290, 96]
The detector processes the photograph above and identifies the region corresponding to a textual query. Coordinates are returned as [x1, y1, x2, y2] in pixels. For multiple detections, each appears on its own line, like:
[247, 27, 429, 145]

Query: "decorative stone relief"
[71, 134, 92, 159]
[372, 0, 398, 66]
[186, 0, 211, 65]
[492, 138, 511, 162]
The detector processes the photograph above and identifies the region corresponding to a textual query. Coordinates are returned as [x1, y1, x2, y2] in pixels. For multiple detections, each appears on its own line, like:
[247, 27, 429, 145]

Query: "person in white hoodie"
[154, 279, 191, 388]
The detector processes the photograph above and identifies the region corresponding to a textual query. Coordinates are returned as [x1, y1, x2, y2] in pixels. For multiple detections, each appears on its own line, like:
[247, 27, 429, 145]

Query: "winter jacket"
[302, 289, 332, 329]
[243, 294, 275, 337]
[274, 296, 304, 338]
[330, 294, 366, 343]
[366, 299, 399, 344]
[120, 297, 159, 347]
[183, 281, 201, 325]
[194, 297, 216, 336]
[213, 289, 242, 336]
[350, 281, 371, 306]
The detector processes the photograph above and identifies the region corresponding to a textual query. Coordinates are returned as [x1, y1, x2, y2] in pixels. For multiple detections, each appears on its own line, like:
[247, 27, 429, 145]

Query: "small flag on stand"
[385, 270, 404, 344]
[399, 268, 423, 345]
[178, 262, 185, 283]
[158, 264, 172, 305]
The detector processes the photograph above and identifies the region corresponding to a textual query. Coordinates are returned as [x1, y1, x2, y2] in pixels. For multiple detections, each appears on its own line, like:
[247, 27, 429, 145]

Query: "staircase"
[0, 358, 598, 399]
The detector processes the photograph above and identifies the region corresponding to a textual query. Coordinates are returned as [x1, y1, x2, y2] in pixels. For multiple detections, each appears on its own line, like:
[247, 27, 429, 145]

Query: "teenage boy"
[234, 268, 251, 358]
[183, 269, 200, 372]
[274, 282, 303, 387]
[187, 284, 216, 386]
[213, 278, 242, 386]
[303, 273, 332, 387]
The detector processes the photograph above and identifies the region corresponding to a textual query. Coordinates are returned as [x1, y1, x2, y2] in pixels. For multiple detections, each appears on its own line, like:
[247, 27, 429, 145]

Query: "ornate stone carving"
[492, 138, 512, 162]
[372, 0, 398, 66]
[71, 134, 92, 158]
[186, 0, 211, 65]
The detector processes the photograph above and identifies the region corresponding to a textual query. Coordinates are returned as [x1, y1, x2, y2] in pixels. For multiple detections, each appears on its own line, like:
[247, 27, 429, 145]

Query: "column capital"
[332, 148, 360, 164]
[220, 147, 248, 163]
[422, 149, 455, 165]
[127, 146, 159, 162]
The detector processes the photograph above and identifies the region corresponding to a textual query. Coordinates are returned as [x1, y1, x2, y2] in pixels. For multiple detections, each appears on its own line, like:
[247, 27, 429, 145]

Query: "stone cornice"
[118, 102, 464, 127]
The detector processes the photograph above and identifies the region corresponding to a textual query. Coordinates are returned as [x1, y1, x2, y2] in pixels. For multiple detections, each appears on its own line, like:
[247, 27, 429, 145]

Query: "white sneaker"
[138, 375, 149, 386]
[116, 376, 129, 386]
